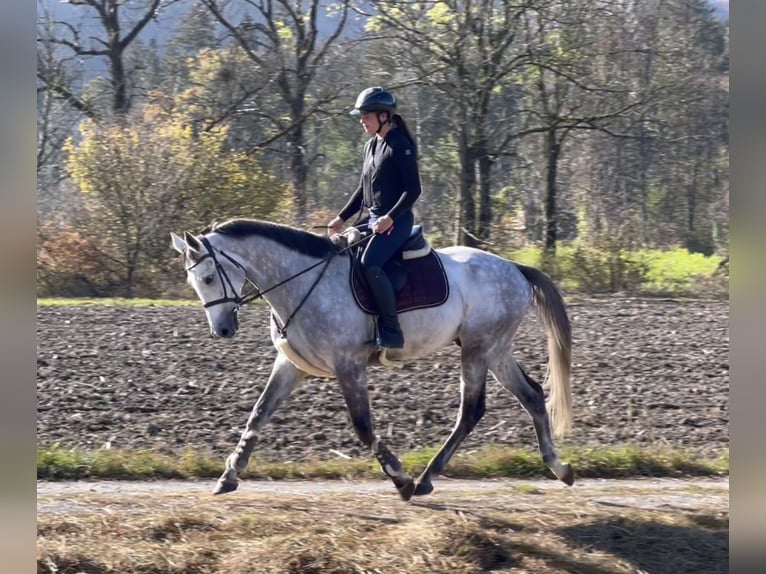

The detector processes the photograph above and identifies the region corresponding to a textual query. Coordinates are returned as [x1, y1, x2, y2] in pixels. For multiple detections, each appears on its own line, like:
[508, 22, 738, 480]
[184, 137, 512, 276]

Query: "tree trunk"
[544, 128, 560, 254]
[457, 131, 478, 247]
[477, 137, 493, 243]
[637, 113, 652, 243]
[110, 48, 129, 115]
[288, 123, 308, 222]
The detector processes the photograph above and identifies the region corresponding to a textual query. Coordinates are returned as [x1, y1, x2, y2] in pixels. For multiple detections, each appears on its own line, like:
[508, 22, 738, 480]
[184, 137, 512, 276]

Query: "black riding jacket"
[338, 128, 422, 222]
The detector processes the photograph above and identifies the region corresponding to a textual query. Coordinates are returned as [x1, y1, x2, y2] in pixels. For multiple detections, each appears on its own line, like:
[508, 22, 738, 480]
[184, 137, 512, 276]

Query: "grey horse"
[171, 218, 574, 500]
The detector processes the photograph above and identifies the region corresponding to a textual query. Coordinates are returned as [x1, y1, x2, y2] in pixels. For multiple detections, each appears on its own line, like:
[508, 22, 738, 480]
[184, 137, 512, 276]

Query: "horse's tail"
[517, 264, 572, 438]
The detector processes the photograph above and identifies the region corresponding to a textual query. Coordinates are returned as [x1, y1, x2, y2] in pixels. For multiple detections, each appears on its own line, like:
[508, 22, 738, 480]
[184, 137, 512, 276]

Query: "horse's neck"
[226, 236, 331, 316]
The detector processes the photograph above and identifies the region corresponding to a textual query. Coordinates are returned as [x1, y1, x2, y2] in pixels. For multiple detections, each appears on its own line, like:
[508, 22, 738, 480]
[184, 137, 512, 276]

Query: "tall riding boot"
[362, 265, 404, 349]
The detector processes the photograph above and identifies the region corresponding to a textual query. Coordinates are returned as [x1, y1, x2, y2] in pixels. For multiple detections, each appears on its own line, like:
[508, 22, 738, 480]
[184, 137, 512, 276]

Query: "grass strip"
[36, 298, 199, 307]
[38, 443, 728, 482]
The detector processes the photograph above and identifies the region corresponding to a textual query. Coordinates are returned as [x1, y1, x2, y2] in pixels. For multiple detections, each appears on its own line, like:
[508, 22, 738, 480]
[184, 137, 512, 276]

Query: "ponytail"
[393, 113, 418, 160]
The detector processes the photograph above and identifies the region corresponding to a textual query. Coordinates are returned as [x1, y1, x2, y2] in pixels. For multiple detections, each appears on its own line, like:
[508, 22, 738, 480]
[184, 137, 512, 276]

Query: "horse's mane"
[209, 219, 343, 259]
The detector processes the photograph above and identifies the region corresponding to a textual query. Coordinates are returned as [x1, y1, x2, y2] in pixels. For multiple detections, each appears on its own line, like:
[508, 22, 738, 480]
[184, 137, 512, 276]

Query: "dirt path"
[37, 477, 729, 574]
[37, 476, 729, 514]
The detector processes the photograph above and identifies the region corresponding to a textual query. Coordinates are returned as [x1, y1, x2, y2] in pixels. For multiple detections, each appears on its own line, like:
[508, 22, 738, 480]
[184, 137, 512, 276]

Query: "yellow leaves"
[142, 99, 168, 124]
[427, 1, 455, 27]
[366, 2, 459, 31]
[366, 5, 407, 33]
[175, 47, 255, 117]
[544, 30, 561, 46]
[542, 29, 574, 62]
[364, 15, 383, 33]
[64, 119, 104, 194]
[64, 134, 93, 194]
[64, 102, 286, 225]
[275, 20, 293, 42]
[187, 47, 227, 85]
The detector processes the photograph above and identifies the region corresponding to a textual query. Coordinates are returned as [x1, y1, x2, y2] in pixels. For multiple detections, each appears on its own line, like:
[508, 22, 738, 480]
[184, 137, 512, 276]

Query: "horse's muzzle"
[211, 310, 239, 339]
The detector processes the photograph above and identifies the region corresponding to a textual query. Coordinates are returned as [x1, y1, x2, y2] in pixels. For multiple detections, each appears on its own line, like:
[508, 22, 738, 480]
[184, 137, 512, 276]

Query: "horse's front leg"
[336, 361, 416, 501]
[214, 353, 304, 495]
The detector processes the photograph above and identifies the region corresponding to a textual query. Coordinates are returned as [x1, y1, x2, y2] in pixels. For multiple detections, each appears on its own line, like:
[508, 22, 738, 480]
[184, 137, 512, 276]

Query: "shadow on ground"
[499, 514, 728, 574]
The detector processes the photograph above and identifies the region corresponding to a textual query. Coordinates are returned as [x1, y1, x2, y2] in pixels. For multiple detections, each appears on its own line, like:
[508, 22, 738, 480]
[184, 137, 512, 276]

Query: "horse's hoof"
[413, 480, 434, 497]
[213, 479, 239, 495]
[396, 478, 416, 501]
[557, 463, 575, 486]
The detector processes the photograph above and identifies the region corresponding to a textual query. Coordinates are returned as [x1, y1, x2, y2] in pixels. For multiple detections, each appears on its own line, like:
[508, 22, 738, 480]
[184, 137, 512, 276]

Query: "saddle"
[338, 225, 450, 315]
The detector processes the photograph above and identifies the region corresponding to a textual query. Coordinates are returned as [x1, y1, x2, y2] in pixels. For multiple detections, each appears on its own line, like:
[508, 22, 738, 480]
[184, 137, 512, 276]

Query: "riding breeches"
[359, 211, 414, 268]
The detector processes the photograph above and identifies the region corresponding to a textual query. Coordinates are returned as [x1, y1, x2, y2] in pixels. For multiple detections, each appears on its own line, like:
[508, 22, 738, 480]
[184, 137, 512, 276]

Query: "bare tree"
[37, 87, 83, 220]
[201, 0, 352, 221]
[513, 1, 653, 255]
[358, 0, 533, 246]
[36, 0, 166, 117]
[37, 3, 87, 221]
[580, 0, 728, 256]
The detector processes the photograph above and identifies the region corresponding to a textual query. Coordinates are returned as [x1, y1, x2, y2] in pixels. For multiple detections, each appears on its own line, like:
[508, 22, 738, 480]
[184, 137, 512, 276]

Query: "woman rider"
[327, 87, 422, 349]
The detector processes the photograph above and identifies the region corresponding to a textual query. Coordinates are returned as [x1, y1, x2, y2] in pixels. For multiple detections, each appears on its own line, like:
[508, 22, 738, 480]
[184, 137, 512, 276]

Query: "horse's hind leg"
[413, 349, 489, 497]
[336, 361, 415, 501]
[214, 353, 304, 495]
[490, 357, 574, 486]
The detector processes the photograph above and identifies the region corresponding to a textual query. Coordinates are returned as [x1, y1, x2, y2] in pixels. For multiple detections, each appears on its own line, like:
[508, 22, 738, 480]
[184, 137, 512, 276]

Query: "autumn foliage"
[44, 99, 289, 296]
[37, 219, 118, 296]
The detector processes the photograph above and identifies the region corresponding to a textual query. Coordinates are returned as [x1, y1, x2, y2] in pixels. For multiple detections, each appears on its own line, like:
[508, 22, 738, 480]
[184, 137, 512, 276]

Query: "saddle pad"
[351, 251, 450, 315]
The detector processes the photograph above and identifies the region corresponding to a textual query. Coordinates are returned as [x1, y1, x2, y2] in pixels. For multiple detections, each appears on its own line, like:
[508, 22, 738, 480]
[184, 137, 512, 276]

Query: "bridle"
[186, 236, 261, 309]
[185, 231, 372, 336]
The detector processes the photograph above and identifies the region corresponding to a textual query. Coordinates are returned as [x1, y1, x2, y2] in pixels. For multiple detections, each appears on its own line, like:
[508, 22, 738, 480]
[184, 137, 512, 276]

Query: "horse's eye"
[203, 275, 215, 285]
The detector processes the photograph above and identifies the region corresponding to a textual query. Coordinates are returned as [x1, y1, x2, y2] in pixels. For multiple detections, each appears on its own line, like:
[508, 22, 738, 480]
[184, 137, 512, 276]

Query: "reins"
[188, 230, 373, 337]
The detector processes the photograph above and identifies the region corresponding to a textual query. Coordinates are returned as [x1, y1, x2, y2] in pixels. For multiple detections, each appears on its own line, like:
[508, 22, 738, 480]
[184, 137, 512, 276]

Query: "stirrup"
[365, 335, 403, 350]
[379, 347, 405, 369]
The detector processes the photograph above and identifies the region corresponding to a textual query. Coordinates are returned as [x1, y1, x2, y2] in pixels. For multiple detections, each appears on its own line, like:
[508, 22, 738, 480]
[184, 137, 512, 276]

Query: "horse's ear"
[183, 231, 202, 253]
[170, 232, 186, 254]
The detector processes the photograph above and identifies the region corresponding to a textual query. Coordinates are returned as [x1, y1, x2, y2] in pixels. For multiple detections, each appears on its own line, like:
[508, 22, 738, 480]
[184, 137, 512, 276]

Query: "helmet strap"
[375, 111, 392, 134]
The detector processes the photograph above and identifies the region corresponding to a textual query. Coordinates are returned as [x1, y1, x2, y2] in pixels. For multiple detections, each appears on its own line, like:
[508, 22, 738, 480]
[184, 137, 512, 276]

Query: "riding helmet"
[350, 87, 397, 116]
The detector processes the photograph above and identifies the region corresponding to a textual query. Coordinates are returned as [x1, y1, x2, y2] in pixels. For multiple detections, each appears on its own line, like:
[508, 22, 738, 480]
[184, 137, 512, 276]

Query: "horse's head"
[171, 231, 249, 339]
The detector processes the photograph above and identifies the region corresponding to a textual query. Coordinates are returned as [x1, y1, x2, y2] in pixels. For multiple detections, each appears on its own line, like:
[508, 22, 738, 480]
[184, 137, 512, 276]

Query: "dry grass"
[37, 481, 728, 573]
